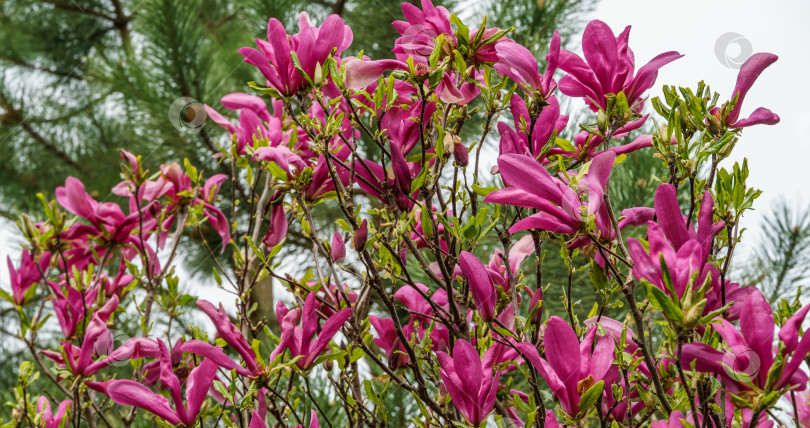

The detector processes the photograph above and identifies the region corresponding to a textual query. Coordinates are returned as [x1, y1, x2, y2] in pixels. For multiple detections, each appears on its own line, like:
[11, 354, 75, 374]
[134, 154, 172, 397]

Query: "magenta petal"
[305, 308, 353, 367]
[459, 251, 496, 321]
[581, 20, 618, 93]
[107, 380, 181, 425]
[184, 359, 218, 424]
[728, 53, 778, 123]
[731, 107, 780, 128]
[654, 184, 689, 250]
[544, 316, 582, 390]
[585, 151, 615, 215]
[451, 339, 484, 401]
[779, 305, 810, 353]
[509, 212, 578, 235]
[344, 58, 407, 90]
[180, 340, 253, 376]
[497, 154, 563, 204]
[739, 291, 775, 382]
[680, 343, 726, 375]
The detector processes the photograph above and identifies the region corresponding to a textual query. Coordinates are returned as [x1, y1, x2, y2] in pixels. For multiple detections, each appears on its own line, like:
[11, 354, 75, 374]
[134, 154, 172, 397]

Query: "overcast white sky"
[589, 0, 810, 235]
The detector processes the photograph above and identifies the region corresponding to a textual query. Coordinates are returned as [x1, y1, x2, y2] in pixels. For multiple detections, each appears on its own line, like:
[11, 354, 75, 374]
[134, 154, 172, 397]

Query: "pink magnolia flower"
[239, 13, 353, 96]
[195, 300, 261, 376]
[99, 340, 219, 426]
[7, 249, 50, 304]
[41, 295, 160, 377]
[495, 30, 561, 98]
[498, 95, 568, 158]
[518, 316, 615, 417]
[368, 315, 416, 369]
[712, 52, 780, 128]
[627, 184, 752, 319]
[35, 396, 72, 428]
[57, 177, 141, 245]
[204, 93, 282, 155]
[391, 0, 453, 63]
[485, 152, 616, 235]
[558, 20, 682, 112]
[270, 292, 353, 369]
[46, 278, 98, 339]
[437, 339, 500, 426]
[159, 164, 231, 250]
[682, 290, 810, 393]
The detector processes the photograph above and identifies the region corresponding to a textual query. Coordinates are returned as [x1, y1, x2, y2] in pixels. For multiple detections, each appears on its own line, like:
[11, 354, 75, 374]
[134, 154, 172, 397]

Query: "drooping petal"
[107, 380, 181, 425]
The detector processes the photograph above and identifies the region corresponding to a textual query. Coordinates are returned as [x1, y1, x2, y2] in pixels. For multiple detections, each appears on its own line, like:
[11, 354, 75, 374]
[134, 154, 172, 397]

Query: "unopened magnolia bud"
[453, 142, 468, 166]
[263, 205, 288, 248]
[19, 214, 36, 241]
[683, 298, 707, 329]
[597, 110, 607, 133]
[314, 62, 324, 86]
[353, 219, 368, 251]
[331, 231, 346, 262]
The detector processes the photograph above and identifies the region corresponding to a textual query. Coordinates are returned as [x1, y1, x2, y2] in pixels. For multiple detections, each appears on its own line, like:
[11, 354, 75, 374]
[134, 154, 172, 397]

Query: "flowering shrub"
[3, 2, 807, 428]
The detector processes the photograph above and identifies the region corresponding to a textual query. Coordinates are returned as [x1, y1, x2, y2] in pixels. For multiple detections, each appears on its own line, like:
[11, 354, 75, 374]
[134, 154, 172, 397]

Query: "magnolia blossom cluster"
[5, 1, 805, 428]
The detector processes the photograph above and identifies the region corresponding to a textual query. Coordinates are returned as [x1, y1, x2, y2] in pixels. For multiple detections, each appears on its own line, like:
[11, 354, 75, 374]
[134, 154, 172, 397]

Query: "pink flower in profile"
[437, 339, 500, 426]
[41, 295, 160, 377]
[204, 93, 282, 155]
[239, 13, 353, 96]
[498, 95, 568, 158]
[368, 315, 414, 369]
[682, 290, 810, 394]
[518, 316, 615, 417]
[195, 300, 261, 376]
[35, 396, 72, 428]
[712, 53, 780, 128]
[56, 177, 140, 245]
[270, 292, 353, 369]
[485, 152, 616, 235]
[627, 183, 751, 318]
[558, 20, 683, 112]
[99, 340, 219, 426]
[495, 31, 561, 98]
[7, 249, 50, 304]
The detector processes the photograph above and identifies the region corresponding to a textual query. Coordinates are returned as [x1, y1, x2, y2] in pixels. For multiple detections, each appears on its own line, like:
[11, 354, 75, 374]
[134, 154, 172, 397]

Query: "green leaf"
[578, 380, 604, 415]
[644, 281, 684, 323]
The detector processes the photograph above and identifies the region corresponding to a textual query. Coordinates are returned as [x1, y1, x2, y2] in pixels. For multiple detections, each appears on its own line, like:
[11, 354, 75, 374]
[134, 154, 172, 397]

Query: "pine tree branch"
[0, 95, 84, 172]
[37, 0, 116, 21]
[0, 54, 83, 80]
